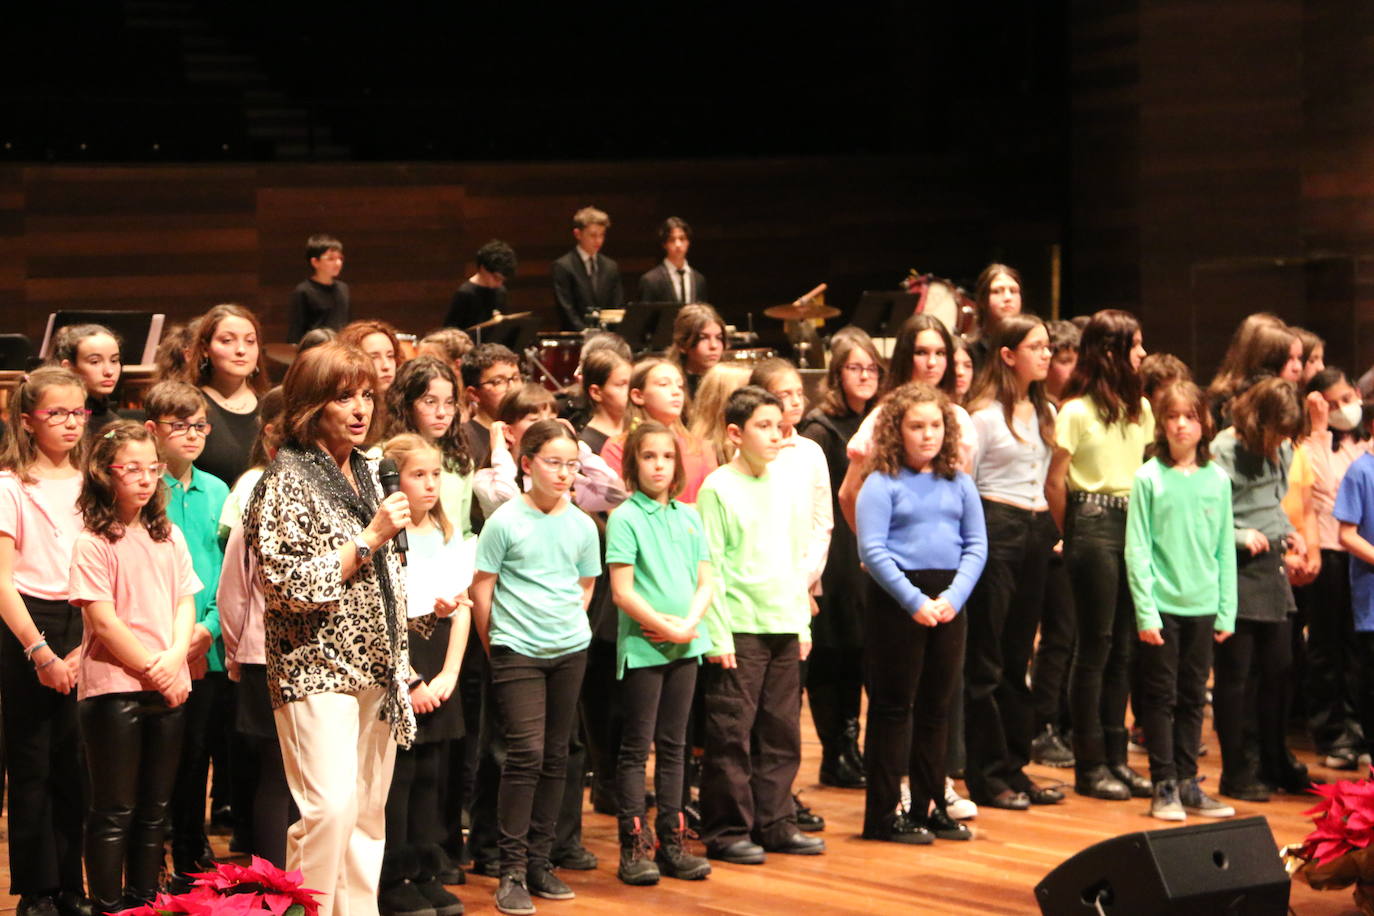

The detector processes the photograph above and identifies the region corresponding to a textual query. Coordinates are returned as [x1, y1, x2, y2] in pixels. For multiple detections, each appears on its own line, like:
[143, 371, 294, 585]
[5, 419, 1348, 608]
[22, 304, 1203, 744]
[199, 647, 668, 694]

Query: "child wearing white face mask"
[1291, 367, 1373, 770]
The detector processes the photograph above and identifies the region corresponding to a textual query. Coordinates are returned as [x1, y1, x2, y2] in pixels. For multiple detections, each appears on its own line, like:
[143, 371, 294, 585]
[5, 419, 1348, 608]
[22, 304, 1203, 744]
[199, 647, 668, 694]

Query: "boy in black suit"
[638, 216, 709, 305]
[551, 206, 623, 331]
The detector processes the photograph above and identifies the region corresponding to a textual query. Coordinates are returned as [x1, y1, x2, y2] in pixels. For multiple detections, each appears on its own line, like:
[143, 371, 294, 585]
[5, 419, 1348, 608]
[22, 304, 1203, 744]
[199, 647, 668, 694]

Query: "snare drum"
[721, 348, 777, 366]
[536, 332, 582, 390]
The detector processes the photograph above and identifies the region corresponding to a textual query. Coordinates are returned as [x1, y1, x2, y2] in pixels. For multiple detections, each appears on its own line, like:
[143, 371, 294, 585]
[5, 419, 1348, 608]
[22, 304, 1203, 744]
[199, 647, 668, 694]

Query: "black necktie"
[587, 257, 597, 288]
[677, 268, 687, 303]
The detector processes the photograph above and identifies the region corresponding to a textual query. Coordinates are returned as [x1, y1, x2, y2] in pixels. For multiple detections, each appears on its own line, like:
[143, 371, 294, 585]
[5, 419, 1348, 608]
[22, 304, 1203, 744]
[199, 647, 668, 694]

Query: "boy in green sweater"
[1124, 381, 1237, 822]
[697, 386, 824, 864]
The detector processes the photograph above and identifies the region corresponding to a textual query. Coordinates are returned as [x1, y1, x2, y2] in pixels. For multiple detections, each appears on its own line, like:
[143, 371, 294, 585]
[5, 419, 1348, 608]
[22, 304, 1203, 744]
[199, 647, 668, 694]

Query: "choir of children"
[3, 286, 1362, 916]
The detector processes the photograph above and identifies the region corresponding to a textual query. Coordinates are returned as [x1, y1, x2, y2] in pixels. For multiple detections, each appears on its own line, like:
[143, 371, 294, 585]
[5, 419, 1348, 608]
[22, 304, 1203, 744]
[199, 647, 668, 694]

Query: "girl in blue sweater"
[856, 383, 987, 844]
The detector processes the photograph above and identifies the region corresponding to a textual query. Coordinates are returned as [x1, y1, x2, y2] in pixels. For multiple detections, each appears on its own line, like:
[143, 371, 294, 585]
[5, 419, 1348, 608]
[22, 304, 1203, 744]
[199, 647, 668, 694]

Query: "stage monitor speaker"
[1034, 816, 1289, 915]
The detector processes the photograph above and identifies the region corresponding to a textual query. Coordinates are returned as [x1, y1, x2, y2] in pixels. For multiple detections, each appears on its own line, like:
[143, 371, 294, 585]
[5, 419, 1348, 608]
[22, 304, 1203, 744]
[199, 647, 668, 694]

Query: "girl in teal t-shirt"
[470, 421, 600, 907]
[606, 420, 713, 886]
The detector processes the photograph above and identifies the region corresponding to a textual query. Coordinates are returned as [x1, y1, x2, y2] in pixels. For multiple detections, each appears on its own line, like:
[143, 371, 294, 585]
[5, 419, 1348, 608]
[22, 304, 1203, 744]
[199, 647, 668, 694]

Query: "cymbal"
[467, 310, 532, 331]
[764, 303, 841, 322]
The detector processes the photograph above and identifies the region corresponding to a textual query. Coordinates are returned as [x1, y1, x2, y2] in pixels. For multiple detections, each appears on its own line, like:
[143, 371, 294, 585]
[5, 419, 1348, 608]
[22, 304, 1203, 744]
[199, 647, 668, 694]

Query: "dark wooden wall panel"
[2, 156, 1066, 357]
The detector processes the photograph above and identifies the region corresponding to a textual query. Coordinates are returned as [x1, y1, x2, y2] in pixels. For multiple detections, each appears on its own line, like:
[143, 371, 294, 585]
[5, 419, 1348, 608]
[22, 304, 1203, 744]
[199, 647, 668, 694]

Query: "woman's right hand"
[35, 649, 74, 694]
[365, 491, 412, 546]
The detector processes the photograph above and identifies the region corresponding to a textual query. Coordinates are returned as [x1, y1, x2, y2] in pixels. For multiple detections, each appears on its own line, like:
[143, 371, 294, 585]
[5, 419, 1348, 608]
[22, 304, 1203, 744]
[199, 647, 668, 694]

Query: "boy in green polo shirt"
[143, 380, 231, 880]
[696, 386, 824, 865]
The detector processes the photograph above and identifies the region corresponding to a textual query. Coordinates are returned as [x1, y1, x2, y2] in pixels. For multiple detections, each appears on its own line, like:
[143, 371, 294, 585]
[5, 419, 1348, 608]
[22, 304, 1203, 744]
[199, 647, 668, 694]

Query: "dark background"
[2, 0, 1371, 379]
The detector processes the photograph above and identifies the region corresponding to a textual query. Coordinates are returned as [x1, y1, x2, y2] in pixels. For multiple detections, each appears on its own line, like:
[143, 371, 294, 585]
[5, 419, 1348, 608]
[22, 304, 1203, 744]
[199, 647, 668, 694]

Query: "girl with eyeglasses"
[470, 421, 602, 914]
[798, 330, 885, 790]
[70, 421, 198, 912]
[0, 368, 94, 916]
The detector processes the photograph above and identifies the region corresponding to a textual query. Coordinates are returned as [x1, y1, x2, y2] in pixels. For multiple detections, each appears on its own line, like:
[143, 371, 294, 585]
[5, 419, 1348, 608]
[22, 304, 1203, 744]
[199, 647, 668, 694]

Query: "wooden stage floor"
[0, 704, 1360, 915]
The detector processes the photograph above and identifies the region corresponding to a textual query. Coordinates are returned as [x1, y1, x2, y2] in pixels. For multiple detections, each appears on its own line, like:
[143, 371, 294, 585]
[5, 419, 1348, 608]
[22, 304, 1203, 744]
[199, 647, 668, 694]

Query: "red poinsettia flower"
[1301, 769, 1374, 865]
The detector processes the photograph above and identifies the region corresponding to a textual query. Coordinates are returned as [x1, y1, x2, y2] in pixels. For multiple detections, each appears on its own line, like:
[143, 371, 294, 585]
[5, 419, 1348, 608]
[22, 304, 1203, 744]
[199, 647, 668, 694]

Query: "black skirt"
[235, 664, 277, 739]
[1235, 548, 1296, 623]
[410, 618, 465, 744]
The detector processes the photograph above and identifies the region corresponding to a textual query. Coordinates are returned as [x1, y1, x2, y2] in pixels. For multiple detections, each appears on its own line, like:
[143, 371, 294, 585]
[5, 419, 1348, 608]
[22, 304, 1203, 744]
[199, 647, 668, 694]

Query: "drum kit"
[462, 272, 975, 388]
[268, 271, 975, 394]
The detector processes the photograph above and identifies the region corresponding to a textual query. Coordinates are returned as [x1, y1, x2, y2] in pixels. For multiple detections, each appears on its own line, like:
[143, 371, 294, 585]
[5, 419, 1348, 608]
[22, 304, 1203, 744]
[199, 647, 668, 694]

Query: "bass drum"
[535, 332, 582, 391]
[911, 275, 976, 340]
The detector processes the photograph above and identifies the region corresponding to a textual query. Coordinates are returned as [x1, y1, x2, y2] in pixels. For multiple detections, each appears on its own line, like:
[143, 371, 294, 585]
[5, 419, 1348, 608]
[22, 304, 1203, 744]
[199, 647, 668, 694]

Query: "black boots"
[821, 718, 867, 788]
[655, 811, 711, 880]
[617, 817, 660, 886]
[381, 846, 463, 916]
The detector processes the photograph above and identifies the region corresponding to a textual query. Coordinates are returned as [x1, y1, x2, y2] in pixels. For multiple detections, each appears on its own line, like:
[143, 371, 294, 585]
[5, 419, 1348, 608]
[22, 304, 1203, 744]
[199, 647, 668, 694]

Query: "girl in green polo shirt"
[606, 420, 714, 887]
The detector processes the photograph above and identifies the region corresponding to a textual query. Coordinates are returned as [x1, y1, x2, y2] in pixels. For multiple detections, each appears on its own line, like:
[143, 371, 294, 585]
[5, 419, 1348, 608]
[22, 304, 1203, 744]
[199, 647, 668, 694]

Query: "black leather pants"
[79, 692, 185, 908]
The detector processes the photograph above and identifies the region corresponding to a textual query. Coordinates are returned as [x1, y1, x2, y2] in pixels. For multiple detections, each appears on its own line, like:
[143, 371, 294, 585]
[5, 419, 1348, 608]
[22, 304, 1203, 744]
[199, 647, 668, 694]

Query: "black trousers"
[79, 691, 186, 907]
[0, 595, 85, 896]
[1031, 553, 1076, 732]
[579, 636, 623, 810]
[861, 571, 965, 834]
[1302, 550, 1364, 754]
[444, 630, 488, 859]
[170, 670, 229, 870]
[1136, 613, 1215, 783]
[701, 633, 801, 851]
[386, 740, 444, 849]
[1213, 617, 1293, 781]
[250, 733, 291, 868]
[805, 646, 864, 758]
[489, 647, 587, 874]
[617, 657, 697, 824]
[964, 503, 1056, 800]
[1065, 502, 1136, 771]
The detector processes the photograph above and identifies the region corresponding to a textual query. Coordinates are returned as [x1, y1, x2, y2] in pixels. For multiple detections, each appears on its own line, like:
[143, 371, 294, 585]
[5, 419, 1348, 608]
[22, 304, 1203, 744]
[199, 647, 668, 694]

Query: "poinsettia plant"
[113, 858, 321, 916]
[1299, 772, 1374, 865]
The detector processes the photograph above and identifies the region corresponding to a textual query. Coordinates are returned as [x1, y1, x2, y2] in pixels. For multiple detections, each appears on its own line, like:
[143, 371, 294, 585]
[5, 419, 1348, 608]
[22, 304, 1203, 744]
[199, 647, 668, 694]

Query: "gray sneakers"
[1178, 777, 1235, 818]
[1150, 780, 1185, 822]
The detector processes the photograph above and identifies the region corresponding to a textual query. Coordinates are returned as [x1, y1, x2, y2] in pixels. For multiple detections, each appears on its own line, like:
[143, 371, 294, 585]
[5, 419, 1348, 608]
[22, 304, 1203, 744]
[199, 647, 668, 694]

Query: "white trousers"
[275, 686, 397, 916]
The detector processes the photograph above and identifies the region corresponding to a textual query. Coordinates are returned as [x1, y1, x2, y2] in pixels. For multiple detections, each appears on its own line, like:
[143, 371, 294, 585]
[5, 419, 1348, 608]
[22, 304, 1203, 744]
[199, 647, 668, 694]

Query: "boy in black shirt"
[446, 240, 518, 331]
[287, 234, 350, 343]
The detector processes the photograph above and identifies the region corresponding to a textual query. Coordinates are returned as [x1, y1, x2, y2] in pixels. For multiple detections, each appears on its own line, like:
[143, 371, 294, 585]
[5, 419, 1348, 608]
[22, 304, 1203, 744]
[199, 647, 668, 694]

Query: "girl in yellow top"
[1045, 309, 1151, 803]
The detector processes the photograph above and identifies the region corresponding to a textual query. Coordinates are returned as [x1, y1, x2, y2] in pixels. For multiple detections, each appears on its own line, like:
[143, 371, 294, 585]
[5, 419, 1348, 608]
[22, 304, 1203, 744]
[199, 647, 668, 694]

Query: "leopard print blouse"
[244, 447, 432, 746]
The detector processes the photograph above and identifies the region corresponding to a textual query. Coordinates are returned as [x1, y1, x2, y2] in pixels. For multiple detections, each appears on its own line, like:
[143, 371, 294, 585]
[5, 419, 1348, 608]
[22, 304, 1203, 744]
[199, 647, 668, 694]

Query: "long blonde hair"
[381, 433, 453, 542]
[688, 363, 751, 464]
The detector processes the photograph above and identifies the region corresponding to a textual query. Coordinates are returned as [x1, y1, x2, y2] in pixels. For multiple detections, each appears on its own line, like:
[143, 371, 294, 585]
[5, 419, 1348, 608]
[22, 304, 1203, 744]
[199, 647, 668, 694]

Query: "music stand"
[617, 302, 683, 355]
[40, 310, 165, 365]
[849, 291, 919, 340]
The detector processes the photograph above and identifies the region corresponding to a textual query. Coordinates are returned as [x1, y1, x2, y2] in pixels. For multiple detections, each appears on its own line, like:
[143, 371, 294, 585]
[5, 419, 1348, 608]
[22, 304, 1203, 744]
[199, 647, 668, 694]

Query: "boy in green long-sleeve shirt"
[1124, 381, 1237, 822]
[696, 387, 823, 864]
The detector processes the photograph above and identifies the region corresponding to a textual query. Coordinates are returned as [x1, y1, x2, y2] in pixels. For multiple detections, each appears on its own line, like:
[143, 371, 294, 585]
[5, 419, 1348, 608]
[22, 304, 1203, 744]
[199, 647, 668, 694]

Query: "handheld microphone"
[376, 458, 408, 566]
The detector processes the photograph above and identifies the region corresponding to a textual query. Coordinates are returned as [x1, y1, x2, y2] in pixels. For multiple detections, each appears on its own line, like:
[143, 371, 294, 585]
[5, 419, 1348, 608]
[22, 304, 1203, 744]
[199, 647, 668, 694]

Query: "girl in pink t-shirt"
[601, 358, 717, 504]
[68, 421, 198, 912]
[0, 367, 90, 911]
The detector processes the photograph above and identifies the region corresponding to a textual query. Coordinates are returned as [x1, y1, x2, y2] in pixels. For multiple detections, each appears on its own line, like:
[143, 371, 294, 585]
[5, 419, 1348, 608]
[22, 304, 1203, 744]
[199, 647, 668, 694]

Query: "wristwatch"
[353, 537, 372, 561]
